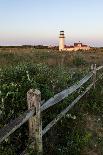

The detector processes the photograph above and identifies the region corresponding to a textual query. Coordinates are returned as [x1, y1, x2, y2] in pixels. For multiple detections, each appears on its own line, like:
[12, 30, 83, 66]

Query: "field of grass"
[0, 47, 103, 68]
[0, 47, 103, 155]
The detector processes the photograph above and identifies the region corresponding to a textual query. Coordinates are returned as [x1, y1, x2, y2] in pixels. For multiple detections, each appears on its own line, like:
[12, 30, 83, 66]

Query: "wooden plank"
[42, 83, 93, 136]
[96, 65, 103, 71]
[27, 89, 43, 154]
[41, 72, 93, 112]
[0, 108, 35, 144]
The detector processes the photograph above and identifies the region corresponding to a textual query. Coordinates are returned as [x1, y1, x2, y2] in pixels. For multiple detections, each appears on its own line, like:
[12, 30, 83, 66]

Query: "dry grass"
[0, 47, 103, 69]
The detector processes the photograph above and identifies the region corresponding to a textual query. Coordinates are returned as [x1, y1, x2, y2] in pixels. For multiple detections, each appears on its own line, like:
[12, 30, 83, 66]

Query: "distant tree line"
[0, 45, 59, 50]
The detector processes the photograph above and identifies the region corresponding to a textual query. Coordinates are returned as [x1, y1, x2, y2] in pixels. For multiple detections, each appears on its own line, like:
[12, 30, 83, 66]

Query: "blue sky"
[0, 0, 103, 46]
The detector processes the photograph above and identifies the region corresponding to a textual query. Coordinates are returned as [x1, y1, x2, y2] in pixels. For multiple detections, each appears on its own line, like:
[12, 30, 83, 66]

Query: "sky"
[0, 0, 103, 47]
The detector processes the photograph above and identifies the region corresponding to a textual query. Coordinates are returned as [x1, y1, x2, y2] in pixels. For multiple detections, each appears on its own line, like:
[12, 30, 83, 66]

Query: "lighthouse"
[59, 31, 65, 51]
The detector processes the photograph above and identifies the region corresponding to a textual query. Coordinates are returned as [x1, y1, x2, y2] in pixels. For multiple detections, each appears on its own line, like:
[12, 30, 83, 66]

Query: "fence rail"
[41, 72, 93, 112]
[0, 64, 103, 154]
[96, 65, 103, 71]
[0, 108, 35, 143]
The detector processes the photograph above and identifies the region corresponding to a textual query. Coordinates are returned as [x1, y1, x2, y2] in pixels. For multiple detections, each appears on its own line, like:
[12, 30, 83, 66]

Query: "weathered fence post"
[91, 64, 96, 89]
[27, 89, 43, 154]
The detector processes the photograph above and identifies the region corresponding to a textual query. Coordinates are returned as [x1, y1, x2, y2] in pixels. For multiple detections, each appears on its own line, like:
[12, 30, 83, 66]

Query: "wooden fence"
[0, 64, 103, 154]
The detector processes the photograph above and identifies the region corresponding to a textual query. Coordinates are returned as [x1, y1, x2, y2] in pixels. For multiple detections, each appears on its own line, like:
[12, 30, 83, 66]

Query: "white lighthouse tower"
[59, 31, 65, 51]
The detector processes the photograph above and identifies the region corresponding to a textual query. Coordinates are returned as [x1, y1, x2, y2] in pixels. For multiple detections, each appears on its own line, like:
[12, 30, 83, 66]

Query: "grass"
[0, 47, 103, 68]
[0, 47, 103, 155]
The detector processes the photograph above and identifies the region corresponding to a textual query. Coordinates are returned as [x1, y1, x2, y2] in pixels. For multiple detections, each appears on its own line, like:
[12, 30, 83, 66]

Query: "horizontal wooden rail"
[96, 65, 103, 71]
[42, 83, 93, 136]
[41, 72, 93, 112]
[0, 107, 35, 144]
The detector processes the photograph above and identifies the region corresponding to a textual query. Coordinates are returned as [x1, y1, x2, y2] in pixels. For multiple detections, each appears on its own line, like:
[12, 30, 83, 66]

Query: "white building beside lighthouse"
[59, 31, 90, 51]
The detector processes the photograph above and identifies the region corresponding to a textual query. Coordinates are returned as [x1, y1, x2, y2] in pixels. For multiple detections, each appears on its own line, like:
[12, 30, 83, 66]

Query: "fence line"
[42, 70, 103, 136]
[0, 64, 103, 154]
[41, 72, 93, 112]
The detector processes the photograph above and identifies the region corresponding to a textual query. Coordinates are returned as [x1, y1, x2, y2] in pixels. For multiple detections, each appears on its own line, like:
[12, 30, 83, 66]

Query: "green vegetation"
[0, 48, 103, 154]
[73, 55, 86, 66]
